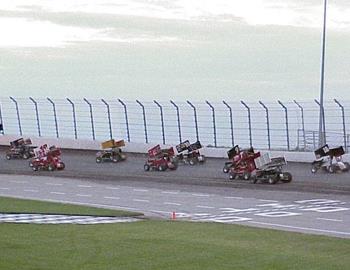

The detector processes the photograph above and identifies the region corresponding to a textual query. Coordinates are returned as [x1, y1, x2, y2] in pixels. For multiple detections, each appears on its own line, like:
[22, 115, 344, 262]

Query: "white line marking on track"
[0, 187, 10, 190]
[196, 205, 215, 209]
[224, 196, 243, 199]
[164, 202, 181, 206]
[10, 180, 28, 184]
[50, 192, 65, 195]
[258, 199, 278, 203]
[133, 189, 149, 192]
[317, 218, 343, 222]
[45, 183, 63, 186]
[77, 185, 93, 188]
[76, 194, 92, 197]
[161, 191, 179, 195]
[191, 193, 210, 197]
[106, 187, 120, 190]
[248, 221, 350, 236]
[24, 189, 39, 193]
[220, 208, 258, 213]
[133, 199, 149, 203]
[104, 196, 120, 200]
[255, 211, 301, 217]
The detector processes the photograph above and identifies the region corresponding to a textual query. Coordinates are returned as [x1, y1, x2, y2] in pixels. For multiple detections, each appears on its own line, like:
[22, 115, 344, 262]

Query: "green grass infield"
[0, 196, 349, 270]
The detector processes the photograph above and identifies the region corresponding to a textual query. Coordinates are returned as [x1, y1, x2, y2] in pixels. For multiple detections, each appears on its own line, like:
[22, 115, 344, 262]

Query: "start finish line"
[0, 213, 140, 224]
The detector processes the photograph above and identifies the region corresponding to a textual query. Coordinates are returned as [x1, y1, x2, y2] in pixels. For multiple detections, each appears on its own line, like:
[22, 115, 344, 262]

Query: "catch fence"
[0, 97, 349, 152]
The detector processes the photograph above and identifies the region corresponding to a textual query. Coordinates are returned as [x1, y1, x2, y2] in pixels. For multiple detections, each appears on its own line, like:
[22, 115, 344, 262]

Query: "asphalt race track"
[0, 148, 349, 195]
[0, 148, 350, 238]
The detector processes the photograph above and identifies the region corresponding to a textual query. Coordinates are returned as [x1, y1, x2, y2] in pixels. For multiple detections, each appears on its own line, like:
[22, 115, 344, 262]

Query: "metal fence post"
[154, 100, 165, 145]
[205, 101, 217, 147]
[240, 101, 252, 147]
[259, 101, 271, 150]
[0, 101, 4, 134]
[136, 100, 148, 143]
[101, 99, 113, 139]
[187, 101, 199, 141]
[334, 99, 347, 152]
[83, 98, 95, 140]
[278, 100, 290, 151]
[222, 101, 234, 147]
[118, 99, 131, 142]
[170, 100, 182, 143]
[314, 99, 327, 144]
[293, 100, 306, 151]
[47, 98, 59, 138]
[29, 97, 41, 137]
[9, 97, 22, 136]
[66, 98, 78, 139]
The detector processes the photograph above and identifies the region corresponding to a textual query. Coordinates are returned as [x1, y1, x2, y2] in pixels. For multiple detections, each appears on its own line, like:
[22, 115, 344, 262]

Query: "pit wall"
[1, 135, 349, 163]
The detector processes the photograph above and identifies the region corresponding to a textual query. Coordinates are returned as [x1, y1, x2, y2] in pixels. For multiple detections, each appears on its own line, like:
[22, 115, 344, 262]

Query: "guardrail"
[0, 97, 349, 152]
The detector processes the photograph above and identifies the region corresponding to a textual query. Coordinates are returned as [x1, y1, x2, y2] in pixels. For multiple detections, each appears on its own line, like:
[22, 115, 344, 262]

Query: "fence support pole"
[66, 98, 78, 139]
[29, 97, 41, 137]
[314, 99, 327, 145]
[154, 100, 165, 145]
[47, 98, 59, 138]
[259, 101, 271, 150]
[278, 100, 290, 151]
[206, 101, 217, 147]
[83, 98, 95, 140]
[293, 100, 306, 151]
[9, 97, 22, 136]
[101, 99, 113, 139]
[136, 100, 148, 143]
[187, 101, 199, 141]
[240, 101, 252, 147]
[0, 101, 3, 134]
[334, 99, 347, 152]
[170, 100, 182, 143]
[222, 101, 234, 147]
[118, 99, 131, 142]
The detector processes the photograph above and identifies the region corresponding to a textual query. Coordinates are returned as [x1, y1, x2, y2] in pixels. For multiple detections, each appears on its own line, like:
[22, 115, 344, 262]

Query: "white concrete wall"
[0, 135, 349, 162]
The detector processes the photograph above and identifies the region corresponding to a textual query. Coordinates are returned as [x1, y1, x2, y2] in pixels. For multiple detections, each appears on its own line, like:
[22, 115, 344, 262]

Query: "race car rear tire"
[158, 165, 167, 171]
[229, 172, 236, 180]
[223, 166, 230, 173]
[48, 164, 55, 171]
[5, 154, 11, 160]
[189, 159, 196, 166]
[280, 172, 292, 183]
[328, 165, 337, 173]
[113, 154, 122, 163]
[311, 166, 317, 174]
[59, 162, 65, 170]
[268, 175, 278, 184]
[242, 172, 251, 181]
[168, 162, 177, 170]
[144, 164, 150, 171]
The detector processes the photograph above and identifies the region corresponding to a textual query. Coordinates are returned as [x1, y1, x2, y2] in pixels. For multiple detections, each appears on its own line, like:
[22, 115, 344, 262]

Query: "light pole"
[318, 0, 327, 147]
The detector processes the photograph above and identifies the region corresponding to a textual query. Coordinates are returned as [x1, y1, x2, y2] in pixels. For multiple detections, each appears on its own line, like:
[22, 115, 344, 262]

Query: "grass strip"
[0, 196, 349, 270]
[0, 196, 141, 217]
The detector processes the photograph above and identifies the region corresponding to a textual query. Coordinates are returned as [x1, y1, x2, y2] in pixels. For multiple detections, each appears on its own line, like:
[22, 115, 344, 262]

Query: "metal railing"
[0, 97, 349, 152]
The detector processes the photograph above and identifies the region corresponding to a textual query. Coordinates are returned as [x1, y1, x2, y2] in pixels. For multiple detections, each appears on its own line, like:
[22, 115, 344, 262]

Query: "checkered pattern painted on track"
[0, 213, 140, 224]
